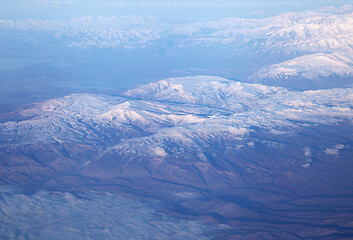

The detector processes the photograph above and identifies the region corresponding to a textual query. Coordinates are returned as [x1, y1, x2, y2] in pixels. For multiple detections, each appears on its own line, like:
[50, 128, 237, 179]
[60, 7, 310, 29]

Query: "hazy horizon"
[1, 0, 352, 21]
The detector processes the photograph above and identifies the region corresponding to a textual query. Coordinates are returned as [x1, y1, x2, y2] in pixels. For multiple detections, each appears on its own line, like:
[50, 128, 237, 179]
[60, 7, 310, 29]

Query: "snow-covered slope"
[179, 8, 353, 54]
[1, 5, 352, 52]
[250, 52, 353, 82]
[1, 5, 353, 91]
[125, 76, 287, 108]
[0, 16, 162, 48]
[1, 76, 353, 239]
[262, 12, 353, 53]
[1, 76, 352, 153]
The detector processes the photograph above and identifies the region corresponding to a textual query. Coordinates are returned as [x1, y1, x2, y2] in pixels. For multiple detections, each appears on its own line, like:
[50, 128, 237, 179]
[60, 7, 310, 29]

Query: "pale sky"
[0, 0, 352, 22]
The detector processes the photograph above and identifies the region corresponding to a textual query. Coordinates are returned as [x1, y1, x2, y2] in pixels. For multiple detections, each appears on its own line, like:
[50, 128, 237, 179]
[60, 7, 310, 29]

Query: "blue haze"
[0, 0, 352, 109]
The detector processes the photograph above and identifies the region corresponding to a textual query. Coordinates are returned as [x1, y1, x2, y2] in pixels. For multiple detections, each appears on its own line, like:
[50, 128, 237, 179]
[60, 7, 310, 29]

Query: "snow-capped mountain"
[1, 76, 352, 185]
[251, 52, 353, 80]
[261, 12, 353, 53]
[1, 6, 352, 53]
[2, 5, 353, 92]
[2, 5, 353, 238]
[0, 16, 163, 48]
[249, 52, 353, 89]
[1, 76, 353, 239]
[178, 7, 353, 55]
[1, 76, 352, 148]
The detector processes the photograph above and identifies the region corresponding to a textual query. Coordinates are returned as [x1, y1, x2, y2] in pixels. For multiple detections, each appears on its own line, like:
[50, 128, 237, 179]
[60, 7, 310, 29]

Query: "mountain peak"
[124, 75, 287, 108]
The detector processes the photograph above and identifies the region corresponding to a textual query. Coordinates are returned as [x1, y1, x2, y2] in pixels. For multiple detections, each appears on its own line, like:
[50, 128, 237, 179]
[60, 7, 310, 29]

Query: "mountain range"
[1, 5, 353, 90]
[1, 4, 353, 239]
[1, 76, 353, 239]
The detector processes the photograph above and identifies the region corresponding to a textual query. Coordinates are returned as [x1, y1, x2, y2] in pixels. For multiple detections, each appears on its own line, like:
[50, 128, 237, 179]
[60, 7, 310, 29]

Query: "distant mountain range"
[2, 5, 352, 52]
[1, 5, 353, 89]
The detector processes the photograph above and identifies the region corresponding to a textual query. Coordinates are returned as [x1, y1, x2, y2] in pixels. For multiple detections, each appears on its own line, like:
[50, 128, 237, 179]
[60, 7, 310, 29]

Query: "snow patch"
[228, 127, 248, 136]
[324, 148, 339, 155]
[304, 147, 312, 157]
[335, 144, 345, 150]
[302, 163, 311, 168]
[152, 147, 168, 157]
[324, 144, 346, 155]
